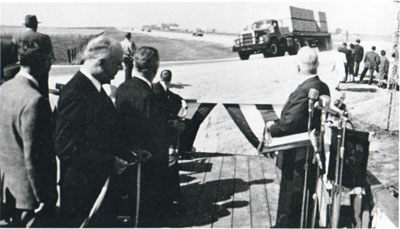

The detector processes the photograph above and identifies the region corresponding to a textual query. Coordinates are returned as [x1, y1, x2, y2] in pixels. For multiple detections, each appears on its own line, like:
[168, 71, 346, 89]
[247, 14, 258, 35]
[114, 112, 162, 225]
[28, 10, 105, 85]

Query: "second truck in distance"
[232, 6, 332, 60]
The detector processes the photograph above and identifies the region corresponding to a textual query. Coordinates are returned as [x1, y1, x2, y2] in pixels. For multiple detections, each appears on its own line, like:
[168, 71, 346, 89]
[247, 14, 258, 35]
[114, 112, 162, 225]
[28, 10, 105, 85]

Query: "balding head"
[82, 36, 123, 84]
[83, 36, 123, 61]
[297, 46, 319, 75]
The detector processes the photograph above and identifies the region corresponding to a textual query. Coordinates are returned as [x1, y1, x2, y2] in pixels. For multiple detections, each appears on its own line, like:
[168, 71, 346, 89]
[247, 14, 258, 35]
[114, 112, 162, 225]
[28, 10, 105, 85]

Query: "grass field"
[1, 26, 237, 65]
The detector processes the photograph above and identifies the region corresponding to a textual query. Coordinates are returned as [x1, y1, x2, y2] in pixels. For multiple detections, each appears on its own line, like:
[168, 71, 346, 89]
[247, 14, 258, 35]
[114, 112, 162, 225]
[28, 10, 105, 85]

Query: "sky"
[0, 0, 397, 35]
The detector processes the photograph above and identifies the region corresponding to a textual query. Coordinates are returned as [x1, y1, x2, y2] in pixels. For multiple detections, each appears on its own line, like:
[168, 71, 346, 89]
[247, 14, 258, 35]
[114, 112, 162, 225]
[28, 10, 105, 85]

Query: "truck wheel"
[270, 42, 279, 56]
[288, 42, 301, 55]
[239, 52, 250, 60]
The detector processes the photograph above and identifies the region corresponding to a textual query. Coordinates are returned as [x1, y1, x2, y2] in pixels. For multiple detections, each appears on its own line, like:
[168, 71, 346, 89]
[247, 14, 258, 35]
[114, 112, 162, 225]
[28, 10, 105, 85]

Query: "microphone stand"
[310, 107, 327, 228]
[330, 114, 347, 228]
[300, 98, 315, 228]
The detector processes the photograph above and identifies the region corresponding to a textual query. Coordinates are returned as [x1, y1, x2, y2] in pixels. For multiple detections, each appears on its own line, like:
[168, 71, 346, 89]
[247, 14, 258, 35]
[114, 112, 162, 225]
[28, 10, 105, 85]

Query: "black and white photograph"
[0, 0, 398, 228]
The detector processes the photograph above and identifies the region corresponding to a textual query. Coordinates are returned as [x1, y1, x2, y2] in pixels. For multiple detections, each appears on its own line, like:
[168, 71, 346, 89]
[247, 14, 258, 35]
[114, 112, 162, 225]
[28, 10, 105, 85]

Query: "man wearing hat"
[0, 26, 57, 227]
[120, 32, 136, 82]
[12, 15, 54, 97]
[353, 39, 364, 77]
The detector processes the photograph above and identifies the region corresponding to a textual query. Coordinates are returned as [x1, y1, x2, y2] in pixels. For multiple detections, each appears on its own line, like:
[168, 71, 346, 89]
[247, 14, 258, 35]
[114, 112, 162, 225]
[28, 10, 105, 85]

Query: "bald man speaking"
[266, 47, 330, 228]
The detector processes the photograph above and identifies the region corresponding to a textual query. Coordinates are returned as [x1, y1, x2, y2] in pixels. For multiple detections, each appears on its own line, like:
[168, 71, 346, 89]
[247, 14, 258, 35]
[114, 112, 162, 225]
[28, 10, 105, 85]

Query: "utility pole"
[387, 0, 400, 132]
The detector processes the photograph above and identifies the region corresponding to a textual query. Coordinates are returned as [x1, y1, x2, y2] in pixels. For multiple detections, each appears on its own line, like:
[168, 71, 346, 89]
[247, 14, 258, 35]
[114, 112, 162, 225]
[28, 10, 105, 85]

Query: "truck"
[232, 6, 332, 60]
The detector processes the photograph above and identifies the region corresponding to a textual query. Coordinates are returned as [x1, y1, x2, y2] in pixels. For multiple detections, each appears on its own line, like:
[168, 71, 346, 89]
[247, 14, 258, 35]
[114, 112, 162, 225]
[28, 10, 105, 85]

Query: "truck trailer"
[232, 6, 332, 60]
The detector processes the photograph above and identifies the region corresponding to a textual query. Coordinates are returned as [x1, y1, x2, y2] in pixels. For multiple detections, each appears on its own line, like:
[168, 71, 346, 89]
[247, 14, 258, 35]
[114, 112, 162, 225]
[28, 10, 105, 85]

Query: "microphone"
[316, 95, 343, 117]
[334, 92, 346, 111]
[308, 88, 319, 117]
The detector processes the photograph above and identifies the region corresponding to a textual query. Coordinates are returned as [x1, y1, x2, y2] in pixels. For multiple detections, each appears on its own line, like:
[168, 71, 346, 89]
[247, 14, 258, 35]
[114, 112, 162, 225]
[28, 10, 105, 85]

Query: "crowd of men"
[0, 15, 185, 227]
[335, 39, 398, 90]
[0, 14, 399, 228]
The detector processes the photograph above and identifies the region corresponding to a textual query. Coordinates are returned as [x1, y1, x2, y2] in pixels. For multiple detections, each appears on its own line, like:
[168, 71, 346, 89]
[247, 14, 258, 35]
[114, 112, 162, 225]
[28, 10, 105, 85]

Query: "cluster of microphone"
[308, 88, 348, 119]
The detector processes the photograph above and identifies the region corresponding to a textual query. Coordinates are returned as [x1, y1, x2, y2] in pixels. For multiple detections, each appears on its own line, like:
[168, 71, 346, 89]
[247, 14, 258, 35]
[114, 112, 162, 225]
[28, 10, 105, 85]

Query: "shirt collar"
[133, 70, 152, 88]
[80, 67, 102, 92]
[298, 74, 318, 86]
[18, 69, 39, 88]
[160, 81, 168, 91]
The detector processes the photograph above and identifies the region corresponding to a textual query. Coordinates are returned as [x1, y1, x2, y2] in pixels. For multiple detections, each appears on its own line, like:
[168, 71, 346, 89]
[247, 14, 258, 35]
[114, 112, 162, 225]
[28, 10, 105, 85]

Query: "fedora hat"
[23, 15, 41, 27]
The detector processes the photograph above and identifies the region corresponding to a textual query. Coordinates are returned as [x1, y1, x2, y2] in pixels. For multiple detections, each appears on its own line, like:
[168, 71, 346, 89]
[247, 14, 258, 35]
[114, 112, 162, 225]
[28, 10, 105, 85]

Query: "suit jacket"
[354, 44, 364, 62]
[116, 77, 167, 168]
[55, 71, 123, 218]
[153, 82, 183, 121]
[270, 75, 330, 137]
[0, 74, 56, 210]
[378, 56, 389, 74]
[363, 51, 380, 68]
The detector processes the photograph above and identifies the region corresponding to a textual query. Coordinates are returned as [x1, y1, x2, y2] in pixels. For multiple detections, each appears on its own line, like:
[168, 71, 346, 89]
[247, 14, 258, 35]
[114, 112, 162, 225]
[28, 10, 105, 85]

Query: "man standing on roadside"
[353, 39, 364, 77]
[55, 36, 133, 227]
[360, 46, 380, 84]
[116, 47, 171, 226]
[266, 47, 330, 228]
[120, 32, 136, 82]
[12, 15, 54, 97]
[0, 30, 57, 227]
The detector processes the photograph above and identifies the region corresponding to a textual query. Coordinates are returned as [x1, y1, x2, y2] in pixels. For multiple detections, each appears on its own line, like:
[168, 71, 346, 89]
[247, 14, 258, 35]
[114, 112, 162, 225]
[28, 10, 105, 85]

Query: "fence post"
[67, 49, 71, 64]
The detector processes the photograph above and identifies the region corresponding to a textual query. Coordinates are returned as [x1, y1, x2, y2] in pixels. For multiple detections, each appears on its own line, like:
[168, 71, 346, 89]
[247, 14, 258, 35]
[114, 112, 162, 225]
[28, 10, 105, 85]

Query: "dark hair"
[342, 42, 347, 47]
[350, 43, 355, 49]
[381, 50, 386, 55]
[134, 46, 159, 73]
[160, 69, 172, 82]
[392, 52, 397, 58]
[124, 32, 131, 39]
[372, 46, 376, 51]
[356, 39, 361, 43]
[18, 40, 44, 67]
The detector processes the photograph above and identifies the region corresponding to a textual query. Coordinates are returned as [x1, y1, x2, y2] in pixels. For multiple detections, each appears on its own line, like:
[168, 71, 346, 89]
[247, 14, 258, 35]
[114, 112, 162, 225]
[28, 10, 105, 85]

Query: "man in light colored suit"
[0, 28, 57, 227]
[120, 32, 136, 82]
[360, 46, 380, 84]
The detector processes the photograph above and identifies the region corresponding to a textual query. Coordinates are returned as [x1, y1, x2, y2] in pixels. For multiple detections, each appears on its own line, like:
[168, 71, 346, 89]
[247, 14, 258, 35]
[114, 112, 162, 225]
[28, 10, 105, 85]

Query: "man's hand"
[113, 156, 131, 175]
[266, 121, 275, 131]
[130, 148, 153, 162]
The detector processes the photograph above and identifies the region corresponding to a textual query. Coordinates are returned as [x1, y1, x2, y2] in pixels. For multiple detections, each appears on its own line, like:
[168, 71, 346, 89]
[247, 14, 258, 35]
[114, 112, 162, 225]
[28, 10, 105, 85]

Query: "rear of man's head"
[18, 38, 53, 77]
[124, 32, 131, 40]
[371, 46, 376, 51]
[160, 69, 172, 83]
[297, 46, 319, 75]
[381, 50, 386, 56]
[134, 46, 159, 80]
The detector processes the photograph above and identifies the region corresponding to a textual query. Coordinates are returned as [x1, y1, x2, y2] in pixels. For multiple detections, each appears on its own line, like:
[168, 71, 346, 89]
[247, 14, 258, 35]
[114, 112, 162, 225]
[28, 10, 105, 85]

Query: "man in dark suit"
[266, 47, 330, 228]
[153, 69, 185, 212]
[116, 47, 170, 226]
[353, 39, 364, 77]
[0, 29, 57, 227]
[338, 42, 352, 80]
[360, 46, 380, 84]
[55, 36, 133, 227]
[0, 39, 19, 84]
[12, 15, 54, 97]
